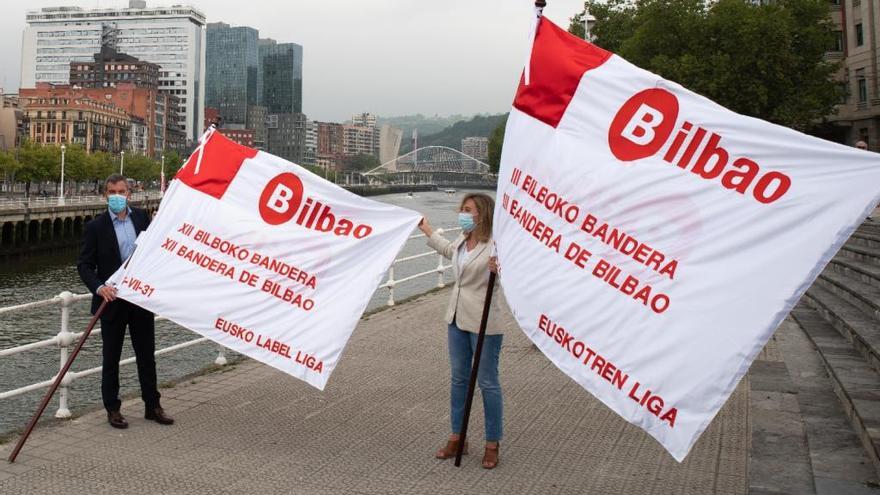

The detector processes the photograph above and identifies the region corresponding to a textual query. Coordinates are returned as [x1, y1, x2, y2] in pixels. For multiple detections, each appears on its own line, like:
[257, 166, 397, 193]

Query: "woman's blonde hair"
[460, 193, 494, 243]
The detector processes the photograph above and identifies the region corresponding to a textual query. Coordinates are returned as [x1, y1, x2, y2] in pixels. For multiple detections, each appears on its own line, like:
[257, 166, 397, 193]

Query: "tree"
[89, 151, 117, 193]
[123, 154, 159, 183]
[570, 0, 841, 131]
[162, 150, 184, 178]
[17, 141, 59, 196]
[301, 164, 330, 179]
[0, 150, 20, 196]
[62, 144, 90, 194]
[487, 114, 509, 174]
[340, 154, 380, 172]
[570, 0, 637, 51]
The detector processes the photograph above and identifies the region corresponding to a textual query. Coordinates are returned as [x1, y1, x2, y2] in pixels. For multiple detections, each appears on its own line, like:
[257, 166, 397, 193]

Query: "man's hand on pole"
[98, 285, 117, 302]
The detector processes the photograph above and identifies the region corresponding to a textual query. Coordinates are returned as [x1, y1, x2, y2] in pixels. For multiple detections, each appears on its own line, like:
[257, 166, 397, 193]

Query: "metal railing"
[380, 227, 460, 306]
[0, 227, 461, 418]
[0, 191, 163, 210]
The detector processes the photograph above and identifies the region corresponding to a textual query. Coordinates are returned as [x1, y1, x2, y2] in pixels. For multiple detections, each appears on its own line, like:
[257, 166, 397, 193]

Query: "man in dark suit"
[77, 174, 174, 429]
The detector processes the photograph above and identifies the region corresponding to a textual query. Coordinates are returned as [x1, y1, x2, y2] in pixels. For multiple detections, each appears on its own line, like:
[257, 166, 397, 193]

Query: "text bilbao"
[259, 172, 373, 238]
[608, 89, 791, 204]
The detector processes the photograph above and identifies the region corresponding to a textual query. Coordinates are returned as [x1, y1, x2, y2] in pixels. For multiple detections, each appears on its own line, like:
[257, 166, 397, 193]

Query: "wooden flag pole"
[7, 300, 109, 463]
[454, 271, 497, 467]
[454, 0, 543, 468]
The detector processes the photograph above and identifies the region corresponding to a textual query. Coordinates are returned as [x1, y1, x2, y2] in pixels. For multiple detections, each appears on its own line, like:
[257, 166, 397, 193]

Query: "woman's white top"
[457, 241, 473, 275]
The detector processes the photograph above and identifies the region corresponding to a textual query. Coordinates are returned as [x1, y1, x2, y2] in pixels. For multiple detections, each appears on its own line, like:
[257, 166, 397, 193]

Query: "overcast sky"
[0, 0, 586, 122]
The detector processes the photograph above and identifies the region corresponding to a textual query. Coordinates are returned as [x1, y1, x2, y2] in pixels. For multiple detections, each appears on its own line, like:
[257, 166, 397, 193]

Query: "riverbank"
[0, 286, 445, 444]
[0, 184, 451, 260]
[0, 189, 484, 434]
[0, 193, 161, 261]
[345, 183, 436, 197]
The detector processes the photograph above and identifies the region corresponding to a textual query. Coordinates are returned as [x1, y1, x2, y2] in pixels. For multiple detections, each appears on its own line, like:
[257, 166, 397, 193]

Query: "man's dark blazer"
[77, 207, 151, 318]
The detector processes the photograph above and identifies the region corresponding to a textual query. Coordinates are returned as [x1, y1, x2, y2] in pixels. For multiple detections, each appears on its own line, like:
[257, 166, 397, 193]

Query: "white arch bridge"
[363, 146, 496, 187]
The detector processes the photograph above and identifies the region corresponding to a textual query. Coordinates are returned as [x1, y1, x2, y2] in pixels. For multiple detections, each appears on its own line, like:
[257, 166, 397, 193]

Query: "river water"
[0, 189, 492, 435]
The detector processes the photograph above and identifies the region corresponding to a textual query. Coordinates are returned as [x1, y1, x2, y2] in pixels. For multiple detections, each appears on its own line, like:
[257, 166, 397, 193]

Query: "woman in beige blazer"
[419, 192, 504, 469]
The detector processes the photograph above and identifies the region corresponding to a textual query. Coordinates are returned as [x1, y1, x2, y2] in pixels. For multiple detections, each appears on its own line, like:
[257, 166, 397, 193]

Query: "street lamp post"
[120, 151, 125, 175]
[59, 144, 66, 205]
[584, 7, 596, 41]
[160, 155, 166, 197]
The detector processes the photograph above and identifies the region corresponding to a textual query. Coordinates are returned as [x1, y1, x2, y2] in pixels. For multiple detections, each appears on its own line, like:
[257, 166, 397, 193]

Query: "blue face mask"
[108, 194, 127, 214]
[458, 212, 476, 232]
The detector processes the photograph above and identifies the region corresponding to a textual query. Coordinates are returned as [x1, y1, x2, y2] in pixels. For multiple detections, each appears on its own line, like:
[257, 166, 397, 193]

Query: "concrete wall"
[0, 197, 160, 259]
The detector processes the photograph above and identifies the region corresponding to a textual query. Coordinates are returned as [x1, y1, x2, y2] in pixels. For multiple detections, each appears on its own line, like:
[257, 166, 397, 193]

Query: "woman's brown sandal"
[482, 443, 500, 469]
[435, 439, 468, 459]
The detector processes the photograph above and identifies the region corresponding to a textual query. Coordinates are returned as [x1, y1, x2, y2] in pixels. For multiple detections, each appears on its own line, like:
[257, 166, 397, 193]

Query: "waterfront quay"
[2, 202, 880, 493]
[0, 193, 162, 259]
[0, 289, 749, 494]
[0, 282, 876, 494]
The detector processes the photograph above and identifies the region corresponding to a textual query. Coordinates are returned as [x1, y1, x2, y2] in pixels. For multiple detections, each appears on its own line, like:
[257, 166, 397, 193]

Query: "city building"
[165, 102, 187, 152]
[221, 128, 255, 148]
[204, 107, 256, 148]
[21, 1, 207, 144]
[340, 112, 381, 160]
[0, 94, 24, 151]
[84, 84, 170, 157]
[206, 22, 259, 127]
[304, 120, 317, 166]
[351, 112, 377, 128]
[70, 46, 160, 89]
[825, 2, 880, 149]
[20, 87, 132, 153]
[378, 124, 402, 165]
[260, 40, 303, 114]
[204, 24, 303, 158]
[316, 121, 344, 170]
[247, 105, 268, 149]
[130, 116, 147, 154]
[204, 107, 221, 128]
[343, 124, 379, 157]
[67, 47, 185, 156]
[267, 113, 307, 163]
[461, 136, 489, 161]
[20, 83, 181, 157]
[258, 39, 303, 160]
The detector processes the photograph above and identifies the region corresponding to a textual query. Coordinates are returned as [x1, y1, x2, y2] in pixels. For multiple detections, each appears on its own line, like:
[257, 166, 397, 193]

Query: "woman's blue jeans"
[448, 321, 503, 442]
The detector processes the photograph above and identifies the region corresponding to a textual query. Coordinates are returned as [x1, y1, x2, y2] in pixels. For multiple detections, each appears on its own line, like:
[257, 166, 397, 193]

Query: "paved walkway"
[0, 289, 748, 494]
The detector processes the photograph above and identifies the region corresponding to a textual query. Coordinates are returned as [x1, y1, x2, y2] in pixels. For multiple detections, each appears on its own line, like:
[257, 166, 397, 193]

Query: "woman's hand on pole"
[418, 217, 434, 237]
[488, 256, 500, 274]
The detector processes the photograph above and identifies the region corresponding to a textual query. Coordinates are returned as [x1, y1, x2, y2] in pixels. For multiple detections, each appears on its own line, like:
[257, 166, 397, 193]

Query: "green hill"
[398, 114, 508, 154]
[376, 114, 466, 141]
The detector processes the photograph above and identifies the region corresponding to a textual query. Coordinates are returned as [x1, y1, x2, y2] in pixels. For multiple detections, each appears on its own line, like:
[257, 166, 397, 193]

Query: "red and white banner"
[109, 131, 420, 390]
[495, 17, 880, 461]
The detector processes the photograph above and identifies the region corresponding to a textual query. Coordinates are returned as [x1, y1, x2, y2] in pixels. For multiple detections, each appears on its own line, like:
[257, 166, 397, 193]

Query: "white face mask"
[458, 212, 476, 232]
[108, 194, 127, 213]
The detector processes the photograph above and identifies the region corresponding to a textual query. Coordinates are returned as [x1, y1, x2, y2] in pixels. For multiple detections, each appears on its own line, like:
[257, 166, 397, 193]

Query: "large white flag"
[110, 131, 420, 390]
[495, 16, 880, 461]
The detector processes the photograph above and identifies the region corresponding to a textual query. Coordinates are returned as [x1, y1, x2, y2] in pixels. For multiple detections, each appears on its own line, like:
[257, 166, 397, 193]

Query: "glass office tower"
[206, 22, 259, 127]
[259, 40, 303, 114]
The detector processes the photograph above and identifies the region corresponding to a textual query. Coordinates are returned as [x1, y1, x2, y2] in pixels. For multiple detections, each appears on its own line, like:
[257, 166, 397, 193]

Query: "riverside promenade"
[0, 287, 875, 494]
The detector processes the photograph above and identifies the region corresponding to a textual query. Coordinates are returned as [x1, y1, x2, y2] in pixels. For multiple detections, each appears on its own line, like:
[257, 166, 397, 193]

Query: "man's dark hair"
[104, 174, 128, 191]
[104, 174, 128, 193]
